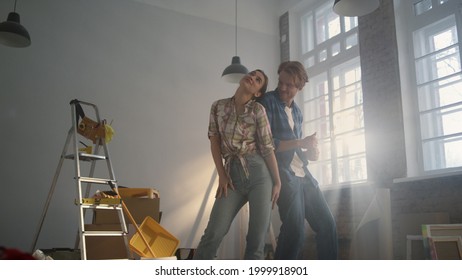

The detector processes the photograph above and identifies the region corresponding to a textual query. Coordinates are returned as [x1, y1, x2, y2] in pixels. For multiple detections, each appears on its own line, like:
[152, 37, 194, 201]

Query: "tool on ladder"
[31, 99, 134, 260]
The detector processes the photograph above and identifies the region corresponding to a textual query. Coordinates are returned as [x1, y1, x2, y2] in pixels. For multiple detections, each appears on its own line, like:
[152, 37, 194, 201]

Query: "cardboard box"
[93, 197, 160, 225]
[118, 188, 159, 198]
[85, 224, 137, 260]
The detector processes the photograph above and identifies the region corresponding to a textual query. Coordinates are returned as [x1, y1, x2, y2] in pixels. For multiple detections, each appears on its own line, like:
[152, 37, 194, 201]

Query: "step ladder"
[31, 99, 131, 260]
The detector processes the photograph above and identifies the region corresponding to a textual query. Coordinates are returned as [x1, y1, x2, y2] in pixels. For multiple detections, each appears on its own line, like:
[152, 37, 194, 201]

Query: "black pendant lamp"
[0, 0, 31, 48]
[333, 0, 380, 17]
[222, 0, 248, 83]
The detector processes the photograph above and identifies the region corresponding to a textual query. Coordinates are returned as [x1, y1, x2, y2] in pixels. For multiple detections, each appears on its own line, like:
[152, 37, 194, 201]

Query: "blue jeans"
[194, 154, 273, 260]
[274, 173, 338, 260]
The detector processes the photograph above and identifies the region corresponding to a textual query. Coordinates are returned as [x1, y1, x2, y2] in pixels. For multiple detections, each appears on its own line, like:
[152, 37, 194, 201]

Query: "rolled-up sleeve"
[208, 101, 219, 138]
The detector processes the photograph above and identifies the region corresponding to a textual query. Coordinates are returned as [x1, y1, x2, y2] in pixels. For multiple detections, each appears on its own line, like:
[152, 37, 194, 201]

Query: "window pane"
[332, 58, 362, 119]
[414, 0, 432, 16]
[337, 154, 367, 183]
[332, 42, 340, 57]
[319, 49, 327, 62]
[417, 74, 462, 111]
[439, 0, 449, 5]
[420, 104, 462, 139]
[333, 106, 364, 134]
[344, 17, 358, 32]
[415, 46, 461, 85]
[332, 57, 361, 91]
[303, 72, 330, 140]
[305, 56, 315, 68]
[345, 33, 358, 49]
[413, 15, 457, 58]
[304, 96, 329, 123]
[316, 2, 340, 44]
[301, 13, 314, 54]
[308, 160, 333, 186]
[335, 130, 366, 157]
[423, 135, 462, 170]
[304, 72, 328, 101]
[445, 137, 462, 167]
[319, 140, 332, 160]
[304, 117, 330, 140]
[333, 82, 362, 112]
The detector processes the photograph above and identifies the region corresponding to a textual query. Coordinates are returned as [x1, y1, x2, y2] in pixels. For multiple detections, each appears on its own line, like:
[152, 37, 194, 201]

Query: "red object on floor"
[0, 247, 36, 260]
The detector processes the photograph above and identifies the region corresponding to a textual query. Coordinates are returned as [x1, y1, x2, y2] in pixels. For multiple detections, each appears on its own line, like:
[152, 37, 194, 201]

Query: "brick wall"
[391, 175, 462, 259]
[358, 0, 462, 259]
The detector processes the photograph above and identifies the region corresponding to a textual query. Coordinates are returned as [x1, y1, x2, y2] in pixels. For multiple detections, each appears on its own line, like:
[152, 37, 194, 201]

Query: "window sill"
[321, 180, 371, 191]
[393, 168, 462, 184]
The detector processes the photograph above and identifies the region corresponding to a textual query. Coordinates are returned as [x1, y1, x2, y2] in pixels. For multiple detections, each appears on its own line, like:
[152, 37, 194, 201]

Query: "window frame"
[395, 0, 462, 179]
[294, 1, 367, 188]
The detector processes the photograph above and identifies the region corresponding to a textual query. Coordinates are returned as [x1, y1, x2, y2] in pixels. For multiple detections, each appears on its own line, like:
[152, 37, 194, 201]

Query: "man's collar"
[274, 89, 293, 108]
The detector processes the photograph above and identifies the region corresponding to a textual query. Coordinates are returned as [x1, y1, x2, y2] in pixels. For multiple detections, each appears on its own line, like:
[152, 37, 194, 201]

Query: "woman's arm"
[263, 151, 281, 209]
[209, 135, 234, 198]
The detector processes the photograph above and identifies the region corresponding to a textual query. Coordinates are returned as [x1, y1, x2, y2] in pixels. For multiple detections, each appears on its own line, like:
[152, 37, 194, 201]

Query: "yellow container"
[78, 146, 92, 154]
[129, 216, 179, 258]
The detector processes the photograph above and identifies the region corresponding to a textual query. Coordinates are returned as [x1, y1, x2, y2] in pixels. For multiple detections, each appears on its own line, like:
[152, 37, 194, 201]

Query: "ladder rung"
[80, 204, 122, 210]
[77, 198, 122, 206]
[64, 152, 107, 161]
[79, 177, 116, 184]
[82, 231, 127, 237]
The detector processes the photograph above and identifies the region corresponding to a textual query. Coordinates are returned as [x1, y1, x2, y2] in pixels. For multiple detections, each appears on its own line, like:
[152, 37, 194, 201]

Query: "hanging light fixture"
[333, 0, 380, 17]
[222, 0, 248, 83]
[0, 0, 31, 48]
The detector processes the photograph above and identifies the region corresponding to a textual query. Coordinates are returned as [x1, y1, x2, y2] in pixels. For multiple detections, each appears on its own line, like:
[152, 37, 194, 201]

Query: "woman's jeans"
[274, 174, 338, 260]
[194, 154, 273, 259]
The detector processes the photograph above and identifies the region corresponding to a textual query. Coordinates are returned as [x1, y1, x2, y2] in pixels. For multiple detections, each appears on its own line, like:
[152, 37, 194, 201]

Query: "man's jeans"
[194, 154, 273, 260]
[274, 174, 338, 260]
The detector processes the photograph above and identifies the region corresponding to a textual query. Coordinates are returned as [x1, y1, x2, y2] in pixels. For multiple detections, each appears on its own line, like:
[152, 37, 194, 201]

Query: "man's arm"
[276, 132, 318, 153]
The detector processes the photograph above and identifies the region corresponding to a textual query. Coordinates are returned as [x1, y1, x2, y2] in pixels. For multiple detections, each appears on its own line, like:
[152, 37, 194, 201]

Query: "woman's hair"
[255, 69, 269, 94]
[277, 61, 309, 89]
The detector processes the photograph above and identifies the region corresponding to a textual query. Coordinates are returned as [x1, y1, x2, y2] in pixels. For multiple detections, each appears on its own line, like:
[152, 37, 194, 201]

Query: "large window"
[410, 0, 462, 172]
[298, 1, 366, 186]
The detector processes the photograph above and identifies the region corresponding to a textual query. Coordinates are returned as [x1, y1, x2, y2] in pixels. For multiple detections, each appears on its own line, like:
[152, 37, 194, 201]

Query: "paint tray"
[129, 216, 179, 258]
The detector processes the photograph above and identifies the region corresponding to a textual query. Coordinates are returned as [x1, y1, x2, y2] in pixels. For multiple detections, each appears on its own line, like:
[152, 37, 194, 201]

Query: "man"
[257, 61, 338, 260]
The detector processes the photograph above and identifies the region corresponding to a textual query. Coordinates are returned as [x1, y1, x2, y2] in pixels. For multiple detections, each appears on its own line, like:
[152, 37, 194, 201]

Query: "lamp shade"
[222, 56, 248, 84]
[0, 12, 31, 48]
[333, 0, 380, 17]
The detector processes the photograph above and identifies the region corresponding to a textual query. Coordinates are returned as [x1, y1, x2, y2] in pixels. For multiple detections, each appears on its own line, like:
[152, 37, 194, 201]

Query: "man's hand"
[299, 132, 318, 149]
[301, 132, 319, 161]
[271, 182, 281, 209]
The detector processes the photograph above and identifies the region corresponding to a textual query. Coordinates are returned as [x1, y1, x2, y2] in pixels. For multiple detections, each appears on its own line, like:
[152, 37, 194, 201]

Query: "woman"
[194, 70, 281, 260]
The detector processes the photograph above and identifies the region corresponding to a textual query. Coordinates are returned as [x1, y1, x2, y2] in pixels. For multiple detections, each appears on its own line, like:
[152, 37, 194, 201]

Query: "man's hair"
[277, 61, 309, 89]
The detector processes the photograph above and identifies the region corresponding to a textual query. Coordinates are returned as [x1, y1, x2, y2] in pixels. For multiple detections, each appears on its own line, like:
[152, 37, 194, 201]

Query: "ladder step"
[79, 177, 116, 184]
[82, 231, 127, 237]
[80, 204, 122, 210]
[64, 152, 107, 161]
[76, 198, 122, 206]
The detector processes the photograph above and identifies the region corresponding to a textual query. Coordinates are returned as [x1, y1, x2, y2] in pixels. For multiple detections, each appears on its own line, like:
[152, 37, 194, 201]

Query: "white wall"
[0, 0, 280, 258]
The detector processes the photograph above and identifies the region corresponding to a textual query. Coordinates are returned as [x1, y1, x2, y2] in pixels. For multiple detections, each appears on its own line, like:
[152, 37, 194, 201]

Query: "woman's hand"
[215, 175, 235, 198]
